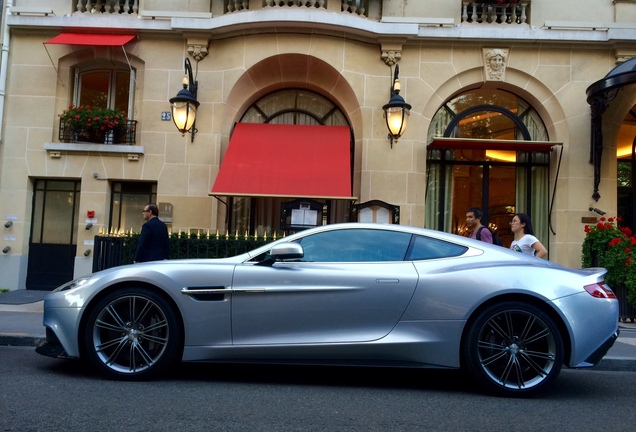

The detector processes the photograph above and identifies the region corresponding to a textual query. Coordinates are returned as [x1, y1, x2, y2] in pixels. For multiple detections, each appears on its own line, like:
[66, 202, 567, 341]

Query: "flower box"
[58, 105, 137, 145]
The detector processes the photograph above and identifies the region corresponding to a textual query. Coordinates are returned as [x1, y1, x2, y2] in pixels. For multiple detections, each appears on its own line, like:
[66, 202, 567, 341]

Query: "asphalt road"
[2, 346, 636, 432]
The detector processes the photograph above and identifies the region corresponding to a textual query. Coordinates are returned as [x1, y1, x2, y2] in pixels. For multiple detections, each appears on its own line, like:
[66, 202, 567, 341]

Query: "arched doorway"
[425, 89, 552, 249]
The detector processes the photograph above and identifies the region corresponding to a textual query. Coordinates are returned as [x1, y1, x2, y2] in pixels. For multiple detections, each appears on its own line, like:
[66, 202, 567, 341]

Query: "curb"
[593, 356, 636, 372]
[0, 335, 45, 347]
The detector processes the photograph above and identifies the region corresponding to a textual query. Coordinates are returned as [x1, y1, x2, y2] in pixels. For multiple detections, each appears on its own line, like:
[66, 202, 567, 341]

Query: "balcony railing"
[461, 2, 529, 25]
[73, 0, 138, 14]
[59, 118, 138, 145]
[71, 0, 369, 18]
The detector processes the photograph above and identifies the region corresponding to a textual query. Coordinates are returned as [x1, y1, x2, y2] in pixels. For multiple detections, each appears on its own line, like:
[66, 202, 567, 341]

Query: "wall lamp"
[382, 64, 411, 148]
[169, 57, 199, 143]
[4, 220, 12, 228]
[589, 207, 606, 216]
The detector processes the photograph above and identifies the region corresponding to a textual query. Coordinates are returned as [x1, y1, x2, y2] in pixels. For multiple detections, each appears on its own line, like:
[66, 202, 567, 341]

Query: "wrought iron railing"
[92, 233, 276, 271]
[59, 119, 137, 145]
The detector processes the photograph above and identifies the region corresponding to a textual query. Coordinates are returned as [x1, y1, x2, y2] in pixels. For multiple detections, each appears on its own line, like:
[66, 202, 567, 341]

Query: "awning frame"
[43, 33, 136, 76]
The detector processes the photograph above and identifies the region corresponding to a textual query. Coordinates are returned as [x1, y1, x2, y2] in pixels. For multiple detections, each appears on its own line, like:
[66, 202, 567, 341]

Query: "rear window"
[406, 235, 468, 260]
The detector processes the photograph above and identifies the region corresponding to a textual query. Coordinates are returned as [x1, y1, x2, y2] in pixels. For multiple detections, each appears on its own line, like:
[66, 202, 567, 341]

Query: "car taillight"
[584, 282, 617, 299]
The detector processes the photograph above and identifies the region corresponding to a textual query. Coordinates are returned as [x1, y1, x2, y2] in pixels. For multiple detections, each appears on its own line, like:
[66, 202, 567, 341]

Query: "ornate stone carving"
[186, 37, 210, 62]
[379, 39, 405, 66]
[484, 48, 509, 81]
[381, 50, 401, 66]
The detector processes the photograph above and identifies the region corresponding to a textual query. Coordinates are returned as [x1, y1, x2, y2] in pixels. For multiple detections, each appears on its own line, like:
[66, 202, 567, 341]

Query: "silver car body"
[40, 223, 618, 390]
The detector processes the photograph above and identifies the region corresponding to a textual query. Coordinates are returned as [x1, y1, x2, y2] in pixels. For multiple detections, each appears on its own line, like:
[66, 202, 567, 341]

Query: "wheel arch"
[77, 281, 186, 361]
[460, 293, 572, 367]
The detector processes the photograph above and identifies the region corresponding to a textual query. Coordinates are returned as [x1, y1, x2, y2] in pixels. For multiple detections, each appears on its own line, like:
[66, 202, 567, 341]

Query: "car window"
[296, 229, 411, 262]
[406, 235, 468, 260]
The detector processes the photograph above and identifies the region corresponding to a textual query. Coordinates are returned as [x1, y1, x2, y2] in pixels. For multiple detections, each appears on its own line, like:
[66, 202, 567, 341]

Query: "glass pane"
[114, 71, 130, 113]
[457, 110, 517, 140]
[618, 191, 633, 232]
[451, 165, 482, 235]
[408, 235, 468, 260]
[110, 182, 156, 232]
[298, 229, 411, 262]
[119, 194, 150, 233]
[232, 197, 251, 235]
[41, 191, 75, 244]
[488, 166, 516, 247]
[79, 71, 110, 108]
[31, 189, 44, 243]
[618, 160, 632, 187]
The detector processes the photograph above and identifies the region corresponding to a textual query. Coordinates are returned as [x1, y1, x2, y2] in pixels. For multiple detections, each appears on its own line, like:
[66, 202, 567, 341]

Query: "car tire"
[83, 287, 182, 380]
[462, 301, 564, 397]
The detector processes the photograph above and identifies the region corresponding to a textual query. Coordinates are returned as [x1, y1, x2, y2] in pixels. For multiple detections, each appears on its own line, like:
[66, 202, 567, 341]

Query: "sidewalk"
[1, 290, 636, 372]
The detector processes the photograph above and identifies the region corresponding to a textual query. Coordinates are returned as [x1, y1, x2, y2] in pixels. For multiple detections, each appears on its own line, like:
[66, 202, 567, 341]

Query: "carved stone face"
[489, 54, 504, 71]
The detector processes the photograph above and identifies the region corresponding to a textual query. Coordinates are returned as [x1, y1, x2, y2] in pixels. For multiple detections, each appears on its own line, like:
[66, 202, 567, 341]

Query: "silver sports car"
[37, 223, 619, 396]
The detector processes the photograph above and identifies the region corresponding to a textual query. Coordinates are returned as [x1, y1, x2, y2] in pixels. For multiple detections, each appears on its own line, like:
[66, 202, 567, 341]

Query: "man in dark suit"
[134, 203, 170, 263]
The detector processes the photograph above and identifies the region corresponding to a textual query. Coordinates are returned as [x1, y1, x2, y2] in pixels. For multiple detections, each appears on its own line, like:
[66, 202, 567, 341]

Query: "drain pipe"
[0, 0, 12, 143]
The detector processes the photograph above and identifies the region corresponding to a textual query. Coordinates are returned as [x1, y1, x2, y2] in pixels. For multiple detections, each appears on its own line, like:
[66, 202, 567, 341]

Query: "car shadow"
[167, 361, 477, 393]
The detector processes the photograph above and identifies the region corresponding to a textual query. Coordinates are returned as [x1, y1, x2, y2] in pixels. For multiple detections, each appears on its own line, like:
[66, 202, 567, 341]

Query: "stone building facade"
[1, 0, 635, 290]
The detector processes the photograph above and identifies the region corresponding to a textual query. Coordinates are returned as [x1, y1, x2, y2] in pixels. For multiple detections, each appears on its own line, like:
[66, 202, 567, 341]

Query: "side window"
[297, 229, 411, 262]
[407, 235, 468, 260]
[75, 66, 133, 118]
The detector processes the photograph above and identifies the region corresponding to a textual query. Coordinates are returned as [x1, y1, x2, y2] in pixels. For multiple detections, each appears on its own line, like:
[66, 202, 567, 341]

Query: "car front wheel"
[462, 301, 564, 397]
[83, 287, 182, 380]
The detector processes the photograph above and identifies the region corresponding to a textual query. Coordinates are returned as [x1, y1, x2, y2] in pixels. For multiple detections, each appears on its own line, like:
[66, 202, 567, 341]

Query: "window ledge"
[45, 142, 144, 159]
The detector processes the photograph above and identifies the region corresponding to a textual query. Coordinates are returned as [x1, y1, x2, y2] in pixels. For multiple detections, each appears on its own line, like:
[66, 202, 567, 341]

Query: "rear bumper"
[573, 329, 620, 368]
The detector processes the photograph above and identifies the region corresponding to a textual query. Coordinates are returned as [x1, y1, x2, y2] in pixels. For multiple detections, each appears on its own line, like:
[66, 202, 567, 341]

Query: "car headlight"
[52, 275, 95, 293]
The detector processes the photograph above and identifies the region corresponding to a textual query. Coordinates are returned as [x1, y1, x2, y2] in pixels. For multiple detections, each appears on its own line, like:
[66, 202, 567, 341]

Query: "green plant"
[582, 216, 636, 305]
[59, 105, 128, 132]
[0, 288, 9, 293]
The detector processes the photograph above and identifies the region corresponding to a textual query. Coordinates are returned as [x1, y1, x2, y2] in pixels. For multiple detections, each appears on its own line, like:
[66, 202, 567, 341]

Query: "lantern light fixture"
[169, 57, 199, 142]
[382, 64, 411, 148]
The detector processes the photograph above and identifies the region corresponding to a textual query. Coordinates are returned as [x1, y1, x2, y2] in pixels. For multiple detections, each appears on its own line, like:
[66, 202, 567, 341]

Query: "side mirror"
[269, 242, 304, 260]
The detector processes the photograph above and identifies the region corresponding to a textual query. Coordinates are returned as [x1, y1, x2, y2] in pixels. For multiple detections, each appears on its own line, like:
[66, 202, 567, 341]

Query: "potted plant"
[582, 216, 636, 320]
[59, 105, 129, 144]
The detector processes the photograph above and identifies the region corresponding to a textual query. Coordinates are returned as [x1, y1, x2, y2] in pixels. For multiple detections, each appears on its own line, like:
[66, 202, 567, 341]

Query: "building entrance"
[26, 180, 80, 290]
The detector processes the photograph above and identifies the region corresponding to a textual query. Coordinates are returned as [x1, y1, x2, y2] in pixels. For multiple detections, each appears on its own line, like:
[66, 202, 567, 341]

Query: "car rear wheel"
[462, 301, 564, 397]
[83, 287, 182, 380]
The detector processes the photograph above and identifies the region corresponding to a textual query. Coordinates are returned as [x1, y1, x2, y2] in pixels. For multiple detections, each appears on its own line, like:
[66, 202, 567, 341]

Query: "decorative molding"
[187, 36, 210, 62]
[44, 142, 145, 158]
[615, 51, 636, 64]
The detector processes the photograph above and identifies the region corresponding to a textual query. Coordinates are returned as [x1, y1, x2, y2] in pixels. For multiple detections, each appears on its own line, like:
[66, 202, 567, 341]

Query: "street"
[2, 345, 636, 432]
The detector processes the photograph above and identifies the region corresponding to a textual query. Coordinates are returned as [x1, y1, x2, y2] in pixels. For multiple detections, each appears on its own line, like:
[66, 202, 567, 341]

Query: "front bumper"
[35, 327, 71, 359]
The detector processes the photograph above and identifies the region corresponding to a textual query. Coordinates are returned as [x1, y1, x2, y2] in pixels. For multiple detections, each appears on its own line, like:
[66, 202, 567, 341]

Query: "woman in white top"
[509, 213, 547, 258]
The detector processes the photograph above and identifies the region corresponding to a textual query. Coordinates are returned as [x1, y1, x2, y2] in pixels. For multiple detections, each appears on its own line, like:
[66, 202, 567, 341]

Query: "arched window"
[228, 89, 351, 236]
[426, 89, 551, 249]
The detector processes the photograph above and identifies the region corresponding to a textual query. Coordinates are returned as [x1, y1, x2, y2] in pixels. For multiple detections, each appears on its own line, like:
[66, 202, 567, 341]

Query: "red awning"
[211, 123, 354, 199]
[44, 33, 136, 46]
[428, 138, 558, 152]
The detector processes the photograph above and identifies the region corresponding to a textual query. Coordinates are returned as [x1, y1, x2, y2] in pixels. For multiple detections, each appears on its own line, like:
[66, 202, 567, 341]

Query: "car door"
[230, 228, 419, 345]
